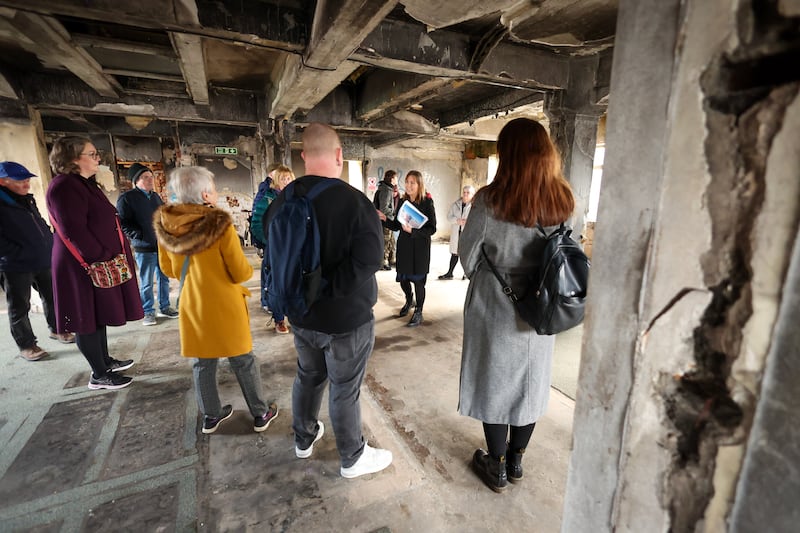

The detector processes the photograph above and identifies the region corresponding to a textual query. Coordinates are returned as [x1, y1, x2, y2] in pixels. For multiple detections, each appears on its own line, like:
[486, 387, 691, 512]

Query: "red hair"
[482, 118, 574, 227]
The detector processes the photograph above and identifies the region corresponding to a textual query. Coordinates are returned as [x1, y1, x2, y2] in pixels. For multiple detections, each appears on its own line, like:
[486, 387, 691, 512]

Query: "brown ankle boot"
[506, 446, 525, 483]
[471, 449, 507, 493]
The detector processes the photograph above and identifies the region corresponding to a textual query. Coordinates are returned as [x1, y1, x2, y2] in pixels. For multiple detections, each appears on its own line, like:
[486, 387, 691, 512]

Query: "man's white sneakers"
[295, 421, 325, 459]
[340, 443, 393, 479]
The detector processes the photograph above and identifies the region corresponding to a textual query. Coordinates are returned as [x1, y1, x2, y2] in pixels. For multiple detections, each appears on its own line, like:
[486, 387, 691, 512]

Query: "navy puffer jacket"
[0, 186, 54, 272]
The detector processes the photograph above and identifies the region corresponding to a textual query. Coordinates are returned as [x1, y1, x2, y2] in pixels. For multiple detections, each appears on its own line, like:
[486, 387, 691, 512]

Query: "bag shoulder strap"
[51, 216, 126, 270]
[176, 255, 190, 309]
[480, 244, 519, 303]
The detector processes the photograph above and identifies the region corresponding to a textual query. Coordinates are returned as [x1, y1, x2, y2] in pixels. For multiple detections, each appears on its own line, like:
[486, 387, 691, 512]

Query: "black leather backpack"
[482, 223, 590, 335]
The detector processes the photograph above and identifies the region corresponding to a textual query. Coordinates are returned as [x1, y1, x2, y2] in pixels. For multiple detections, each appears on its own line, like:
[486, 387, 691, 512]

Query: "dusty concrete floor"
[0, 244, 577, 532]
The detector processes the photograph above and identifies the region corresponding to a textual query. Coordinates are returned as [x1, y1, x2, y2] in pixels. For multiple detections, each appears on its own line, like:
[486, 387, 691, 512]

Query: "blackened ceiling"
[0, 0, 616, 147]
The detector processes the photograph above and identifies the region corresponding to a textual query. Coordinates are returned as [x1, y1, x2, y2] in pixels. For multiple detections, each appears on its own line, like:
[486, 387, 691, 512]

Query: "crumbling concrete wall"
[0, 117, 51, 216]
[564, 0, 800, 531]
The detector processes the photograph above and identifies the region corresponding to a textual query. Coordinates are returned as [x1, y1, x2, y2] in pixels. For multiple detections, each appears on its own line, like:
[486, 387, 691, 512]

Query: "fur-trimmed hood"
[154, 204, 233, 256]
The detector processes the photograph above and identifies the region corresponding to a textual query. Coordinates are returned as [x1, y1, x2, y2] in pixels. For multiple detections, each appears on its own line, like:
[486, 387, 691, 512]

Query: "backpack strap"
[481, 244, 520, 303]
[281, 177, 339, 203]
[536, 222, 570, 239]
[176, 255, 190, 310]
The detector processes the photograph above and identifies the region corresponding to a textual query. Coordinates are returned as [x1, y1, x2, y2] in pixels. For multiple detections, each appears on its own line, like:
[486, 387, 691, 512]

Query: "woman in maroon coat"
[47, 136, 144, 390]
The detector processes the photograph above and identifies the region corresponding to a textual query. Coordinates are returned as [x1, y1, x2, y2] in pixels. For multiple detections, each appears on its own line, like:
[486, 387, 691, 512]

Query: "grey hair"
[168, 166, 215, 204]
[463, 185, 476, 194]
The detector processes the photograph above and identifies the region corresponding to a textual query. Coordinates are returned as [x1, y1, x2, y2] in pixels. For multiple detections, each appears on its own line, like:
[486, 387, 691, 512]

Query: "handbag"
[481, 223, 590, 335]
[51, 216, 134, 289]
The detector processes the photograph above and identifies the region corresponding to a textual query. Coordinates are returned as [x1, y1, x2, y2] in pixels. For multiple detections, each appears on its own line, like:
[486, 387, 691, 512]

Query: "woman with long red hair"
[458, 118, 575, 492]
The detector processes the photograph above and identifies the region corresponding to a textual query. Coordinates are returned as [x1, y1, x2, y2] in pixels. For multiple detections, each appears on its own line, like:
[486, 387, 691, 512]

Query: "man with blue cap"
[117, 162, 178, 326]
[0, 161, 75, 361]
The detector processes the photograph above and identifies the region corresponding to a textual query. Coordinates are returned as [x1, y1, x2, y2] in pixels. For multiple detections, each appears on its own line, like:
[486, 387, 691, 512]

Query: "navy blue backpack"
[264, 179, 338, 319]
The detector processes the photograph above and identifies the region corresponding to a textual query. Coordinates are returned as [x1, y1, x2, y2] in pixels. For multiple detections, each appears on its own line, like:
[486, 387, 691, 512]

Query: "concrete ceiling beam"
[0, 72, 18, 99]
[0, 0, 307, 53]
[357, 72, 454, 123]
[438, 89, 544, 129]
[268, 55, 358, 119]
[72, 34, 175, 57]
[355, 19, 569, 90]
[0, 11, 120, 97]
[268, 0, 398, 119]
[169, 32, 210, 105]
[305, 0, 399, 69]
[19, 72, 258, 126]
[103, 69, 185, 84]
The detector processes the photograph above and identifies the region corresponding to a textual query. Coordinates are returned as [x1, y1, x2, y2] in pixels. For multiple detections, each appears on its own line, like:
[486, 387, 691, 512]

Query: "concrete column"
[564, 0, 800, 531]
[545, 101, 601, 237]
[560, 0, 683, 530]
[0, 106, 52, 216]
[275, 119, 293, 167]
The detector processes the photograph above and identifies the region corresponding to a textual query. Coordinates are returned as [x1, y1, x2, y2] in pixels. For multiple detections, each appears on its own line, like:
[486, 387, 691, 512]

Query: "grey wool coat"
[457, 194, 559, 426]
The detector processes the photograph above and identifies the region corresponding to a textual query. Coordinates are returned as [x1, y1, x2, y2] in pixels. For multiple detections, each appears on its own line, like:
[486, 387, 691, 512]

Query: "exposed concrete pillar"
[545, 103, 601, 237]
[0, 106, 52, 216]
[545, 56, 605, 238]
[563, 0, 800, 531]
[274, 119, 293, 167]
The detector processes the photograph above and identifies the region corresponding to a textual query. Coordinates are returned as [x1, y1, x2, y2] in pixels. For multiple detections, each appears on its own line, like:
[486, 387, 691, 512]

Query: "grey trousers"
[292, 318, 375, 468]
[192, 353, 267, 418]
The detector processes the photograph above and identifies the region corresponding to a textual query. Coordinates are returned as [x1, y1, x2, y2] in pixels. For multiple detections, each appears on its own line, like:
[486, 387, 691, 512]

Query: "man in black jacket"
[0, 161, 74, 361]
[263, 123, 393, 479]
[117, 163, 178, 326]
[373, 170, 397, 270]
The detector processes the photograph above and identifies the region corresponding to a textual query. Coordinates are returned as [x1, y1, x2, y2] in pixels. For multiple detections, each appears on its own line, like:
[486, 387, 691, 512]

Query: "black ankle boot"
[398, 298, 415, 317]
[407, 307, 423, 327]
[471, 449, 507, 493]
[506, 446, 525, 483]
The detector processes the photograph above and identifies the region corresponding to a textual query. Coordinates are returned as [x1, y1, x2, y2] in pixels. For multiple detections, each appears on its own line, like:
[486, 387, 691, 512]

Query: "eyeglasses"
[81, 152, 101, 160]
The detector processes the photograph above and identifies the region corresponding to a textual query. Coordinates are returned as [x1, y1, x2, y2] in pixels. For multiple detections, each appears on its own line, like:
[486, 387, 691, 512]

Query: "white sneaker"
[295, 421, 324, 458]
[340, 443, 393, 478]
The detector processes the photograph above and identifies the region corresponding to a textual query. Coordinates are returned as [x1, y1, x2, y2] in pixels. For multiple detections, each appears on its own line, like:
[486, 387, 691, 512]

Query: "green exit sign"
[215, 146, 238, 155]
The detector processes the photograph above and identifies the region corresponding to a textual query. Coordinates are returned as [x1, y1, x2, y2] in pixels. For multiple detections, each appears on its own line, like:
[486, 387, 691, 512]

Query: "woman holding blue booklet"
[378, 170, 436, 327]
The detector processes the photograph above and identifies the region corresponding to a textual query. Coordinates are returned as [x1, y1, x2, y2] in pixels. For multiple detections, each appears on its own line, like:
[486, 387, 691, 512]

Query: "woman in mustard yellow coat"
[154, 166, 278, 434]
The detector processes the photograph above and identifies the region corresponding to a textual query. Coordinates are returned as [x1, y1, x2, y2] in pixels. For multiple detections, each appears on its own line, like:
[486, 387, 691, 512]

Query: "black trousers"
[400, 277, 426, 310]
[1, 269, 57, 350]
[482, 422, 536, 459]
[76, 327, 114, 378]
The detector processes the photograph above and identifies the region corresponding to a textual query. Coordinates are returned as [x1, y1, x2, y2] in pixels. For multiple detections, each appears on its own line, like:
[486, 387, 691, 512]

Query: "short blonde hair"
[273, 165, 295, 183]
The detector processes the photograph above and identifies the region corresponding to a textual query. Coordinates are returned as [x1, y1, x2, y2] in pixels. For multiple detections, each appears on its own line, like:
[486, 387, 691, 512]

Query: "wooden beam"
[2, 12, 120, 97]
[169, 32, 209, 105]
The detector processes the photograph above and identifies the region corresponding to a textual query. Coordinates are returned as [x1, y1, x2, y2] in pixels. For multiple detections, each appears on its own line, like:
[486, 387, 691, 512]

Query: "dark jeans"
[1, 269, 57, 350]
[291, 318, 375, 468]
